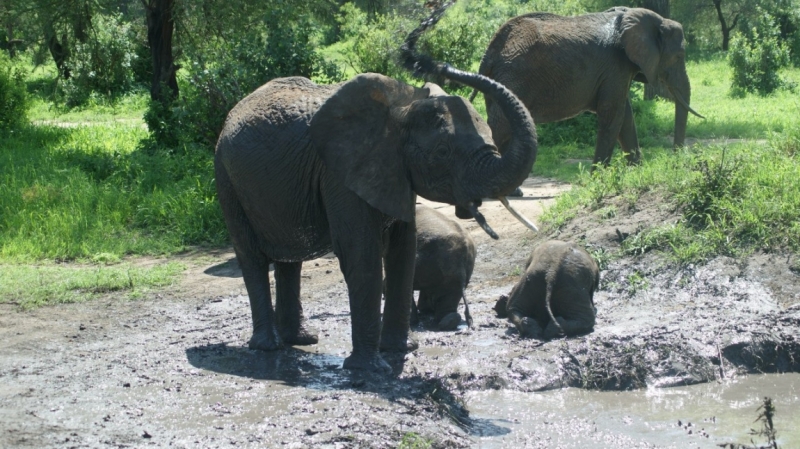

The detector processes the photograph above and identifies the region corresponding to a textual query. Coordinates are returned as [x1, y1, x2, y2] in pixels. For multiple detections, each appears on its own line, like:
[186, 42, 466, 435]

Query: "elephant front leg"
[274, 261, 319, 346]
[593, 95, 629, 167]
[617, 98, 641, 164]
[381, 219, 418, 352]
[328, 199, 391, 374]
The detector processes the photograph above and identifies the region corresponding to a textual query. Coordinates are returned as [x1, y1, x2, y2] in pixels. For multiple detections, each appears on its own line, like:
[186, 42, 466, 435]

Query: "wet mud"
[1, 177, 799, 448]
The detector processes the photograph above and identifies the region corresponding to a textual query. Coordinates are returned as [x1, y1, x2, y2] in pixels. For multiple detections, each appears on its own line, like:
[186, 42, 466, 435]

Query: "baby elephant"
[495, 240, 599, 339]
[412, 205, 475, 330]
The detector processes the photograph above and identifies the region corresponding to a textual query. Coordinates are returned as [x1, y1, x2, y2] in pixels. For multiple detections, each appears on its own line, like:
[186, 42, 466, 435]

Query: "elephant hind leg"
[215, 162, 281, 351]
[274, 261, 318, 346]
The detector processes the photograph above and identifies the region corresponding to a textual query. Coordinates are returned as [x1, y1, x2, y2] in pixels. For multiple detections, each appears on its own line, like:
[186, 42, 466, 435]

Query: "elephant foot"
[380, 335, 419, 352]
[437, 312, 462, 331]
[508, 186, 524, 197]
[343, 352, 392, 374]
[518, 317, 543, 339]
[248, 328, 283, 351]
[280, 324, 319, 346]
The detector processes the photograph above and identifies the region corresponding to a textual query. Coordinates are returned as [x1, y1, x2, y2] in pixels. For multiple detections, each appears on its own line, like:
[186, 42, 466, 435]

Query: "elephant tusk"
[467, 202, 499, 240]
[668, 87, 705, 119]
[499, 196, 539, 232]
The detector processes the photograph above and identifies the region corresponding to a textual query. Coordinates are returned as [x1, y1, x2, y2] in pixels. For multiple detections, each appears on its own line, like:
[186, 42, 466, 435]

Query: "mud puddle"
[467, 373, 800, 448]
[2, 177, 800, 448]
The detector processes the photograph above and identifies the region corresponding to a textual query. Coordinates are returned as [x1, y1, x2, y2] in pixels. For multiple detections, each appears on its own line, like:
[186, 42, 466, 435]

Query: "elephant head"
[310, 23, 539, 238]
[620, 8, 704, 148]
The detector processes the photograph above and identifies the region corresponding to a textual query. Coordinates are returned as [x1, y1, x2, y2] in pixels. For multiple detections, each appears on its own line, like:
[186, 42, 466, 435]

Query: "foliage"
[541, 136, 800, 264]
[337, 3, 413, 80]
[0, 124, 227, 262]
[147, 5, 344, 148]
[61, 14, 140, 106]
[0, 53, 28, 132]
[728, 9, 791, 96]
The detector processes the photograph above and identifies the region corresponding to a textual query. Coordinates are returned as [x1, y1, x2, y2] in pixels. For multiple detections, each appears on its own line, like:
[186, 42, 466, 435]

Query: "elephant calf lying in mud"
[495, 240, 599, 339]
[411, 205, 475, 331]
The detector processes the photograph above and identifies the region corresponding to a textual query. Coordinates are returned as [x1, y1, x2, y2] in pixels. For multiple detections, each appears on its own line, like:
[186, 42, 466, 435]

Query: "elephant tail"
[545, 271, 564, 336]
[468, 88, 478, 102]
[461, 287, 473, 327]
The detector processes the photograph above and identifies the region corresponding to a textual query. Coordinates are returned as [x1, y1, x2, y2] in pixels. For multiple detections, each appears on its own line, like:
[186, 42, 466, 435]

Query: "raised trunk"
[441, 66, 538, 200]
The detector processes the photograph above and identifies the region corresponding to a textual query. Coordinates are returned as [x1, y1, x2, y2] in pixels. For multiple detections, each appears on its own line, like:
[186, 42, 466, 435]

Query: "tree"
[142, 0, 178, 103]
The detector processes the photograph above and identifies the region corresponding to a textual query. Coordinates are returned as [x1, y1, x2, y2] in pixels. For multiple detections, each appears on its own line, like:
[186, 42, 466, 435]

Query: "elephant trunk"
[401, 1, 540, 237]
[440, 66, 538, 200]
[664, 60, 703, 149]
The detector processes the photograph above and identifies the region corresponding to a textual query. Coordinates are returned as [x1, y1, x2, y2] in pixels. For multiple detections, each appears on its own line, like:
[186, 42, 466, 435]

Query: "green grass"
[24, 63, 149, 125]
[541, 136, 800, 263]
[0, 123, 227, 263]
[0, 261, 185, 308]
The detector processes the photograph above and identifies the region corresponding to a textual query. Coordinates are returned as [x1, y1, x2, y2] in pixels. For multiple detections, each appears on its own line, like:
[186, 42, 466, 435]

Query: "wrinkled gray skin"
[411, 204, 476, 331]
[477, 7, 698, 167]
[495, 240, 599, 339]
[215, 70, 538, 373]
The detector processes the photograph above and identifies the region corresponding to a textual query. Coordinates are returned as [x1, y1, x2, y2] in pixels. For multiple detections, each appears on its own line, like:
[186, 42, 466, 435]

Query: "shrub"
[0, 53, 28, 133]
[147, 8, 343, 149]
[728, 9, 791, 96]
[61, 14, 139, 106]
[337, 4, 412, 80]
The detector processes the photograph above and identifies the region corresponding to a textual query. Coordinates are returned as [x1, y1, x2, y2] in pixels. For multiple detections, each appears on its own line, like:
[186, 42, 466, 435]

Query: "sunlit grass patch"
[541, 137, 800, 264]
[0, 123, 227, 262]
[0, 261, 185, 309]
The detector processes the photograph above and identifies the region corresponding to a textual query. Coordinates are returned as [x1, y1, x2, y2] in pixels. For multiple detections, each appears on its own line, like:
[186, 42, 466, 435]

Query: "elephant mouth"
[465, 197, 539, 240]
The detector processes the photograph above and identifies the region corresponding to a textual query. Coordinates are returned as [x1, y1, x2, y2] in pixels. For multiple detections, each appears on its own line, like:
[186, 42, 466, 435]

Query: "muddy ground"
[1, 176, 799, 448]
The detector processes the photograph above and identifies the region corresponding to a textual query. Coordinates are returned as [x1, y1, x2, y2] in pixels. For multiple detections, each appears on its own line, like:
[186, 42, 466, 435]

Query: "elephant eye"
[433, 143, 451, 160]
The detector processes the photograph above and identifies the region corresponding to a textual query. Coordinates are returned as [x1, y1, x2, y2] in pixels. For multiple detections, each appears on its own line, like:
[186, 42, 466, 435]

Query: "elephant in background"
[410, 204, 476, 331]
[473, 7, 703, 167]
[214, 7, 540, 373]
[495, 240, 599, 339]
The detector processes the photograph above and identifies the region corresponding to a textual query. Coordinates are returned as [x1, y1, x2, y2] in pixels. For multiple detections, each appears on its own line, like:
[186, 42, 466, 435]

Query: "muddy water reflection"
[468, 374, 800, 448]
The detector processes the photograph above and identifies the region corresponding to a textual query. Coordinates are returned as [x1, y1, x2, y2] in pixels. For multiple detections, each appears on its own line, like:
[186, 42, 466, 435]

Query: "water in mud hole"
[467, 373, 800, 448]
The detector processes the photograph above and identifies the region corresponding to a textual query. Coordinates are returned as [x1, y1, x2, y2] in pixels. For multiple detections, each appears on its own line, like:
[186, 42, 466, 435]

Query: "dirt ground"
[1, 176, 799, 448]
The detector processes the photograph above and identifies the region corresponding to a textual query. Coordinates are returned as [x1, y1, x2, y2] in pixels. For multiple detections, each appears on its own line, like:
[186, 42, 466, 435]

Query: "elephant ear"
[620, 9, 662, 84]
[310, 73, 428, 222]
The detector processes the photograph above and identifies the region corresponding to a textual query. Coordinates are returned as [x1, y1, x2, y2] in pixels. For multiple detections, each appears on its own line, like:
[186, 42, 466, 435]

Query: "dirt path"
[1, 176, 799, 448]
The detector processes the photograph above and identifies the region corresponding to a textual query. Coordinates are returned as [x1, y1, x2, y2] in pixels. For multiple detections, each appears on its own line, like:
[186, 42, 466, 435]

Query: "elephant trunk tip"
[468, 202, 499, 240]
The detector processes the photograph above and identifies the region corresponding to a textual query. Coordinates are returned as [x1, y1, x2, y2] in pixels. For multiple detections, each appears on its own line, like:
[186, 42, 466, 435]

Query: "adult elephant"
[214, 28, 539, 373]
[473, 7, 703, 167]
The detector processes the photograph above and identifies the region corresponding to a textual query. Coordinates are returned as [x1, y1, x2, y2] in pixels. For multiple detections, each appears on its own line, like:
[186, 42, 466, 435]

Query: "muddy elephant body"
[496, 240, 599, 338]
[477, 7, 702, 166]
[215, 65, 538, 373]
[411, 205, 476, 330]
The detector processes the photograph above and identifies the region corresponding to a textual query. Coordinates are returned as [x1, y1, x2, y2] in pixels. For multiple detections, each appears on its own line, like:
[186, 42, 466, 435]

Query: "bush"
[61, 14, 139, 106]
[337, 4, 412, 80]
[728, 9, 791, 96]
[0, 53, 28, 133]
[147, 8, 343, 149]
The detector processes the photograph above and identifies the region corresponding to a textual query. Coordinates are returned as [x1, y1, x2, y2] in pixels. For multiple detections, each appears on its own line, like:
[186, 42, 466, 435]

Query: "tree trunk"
[712, 0, 739, 51]
[44, 23, 70, 79]
[642, 0, 673, 100]
[143, 0, 179, 104]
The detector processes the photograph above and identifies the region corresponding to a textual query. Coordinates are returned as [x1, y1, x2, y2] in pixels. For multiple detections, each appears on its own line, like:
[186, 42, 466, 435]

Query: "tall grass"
[0, 123, 227, 263]
[541, 136, 800, 263]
